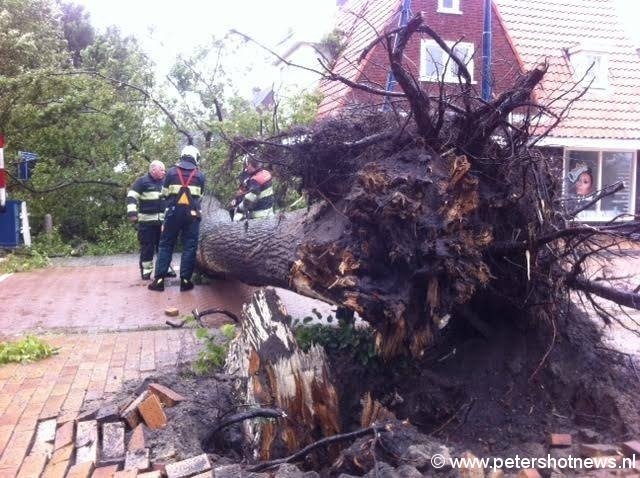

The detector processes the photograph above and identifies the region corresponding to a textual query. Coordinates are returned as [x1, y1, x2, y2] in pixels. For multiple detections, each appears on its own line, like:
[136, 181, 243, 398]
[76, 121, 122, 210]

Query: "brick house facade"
[318, 0, 640, 222]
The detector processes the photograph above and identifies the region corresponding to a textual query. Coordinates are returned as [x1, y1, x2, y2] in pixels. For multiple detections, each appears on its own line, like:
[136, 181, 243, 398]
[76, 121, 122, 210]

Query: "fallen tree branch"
[568, 275, 640, 311]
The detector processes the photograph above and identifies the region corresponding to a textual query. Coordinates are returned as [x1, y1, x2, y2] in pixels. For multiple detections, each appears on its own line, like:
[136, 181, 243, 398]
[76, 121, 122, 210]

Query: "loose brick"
[622, 440, 640, 459]
[165, 454, 212, 478]
[101, 422, 125, 463]
[67, 461, 95, 478]
[580, 443, 620, 457]
[137, 393, 167, 430]
[164, 307, 179, 317]
[16, 452, 49, 478]
[120, 391, 149, 429]
[127, 424, 146, 451]
[75, 420, 98, 464]
[212, 464, 241, 478]
[91, 464, 120, 478]
[54, 420, 75, 450]
[549, 433, 572, 447]
[123, 448, 150, 472]
[33, 418, 57, 449]
[148, 383, 186, 407]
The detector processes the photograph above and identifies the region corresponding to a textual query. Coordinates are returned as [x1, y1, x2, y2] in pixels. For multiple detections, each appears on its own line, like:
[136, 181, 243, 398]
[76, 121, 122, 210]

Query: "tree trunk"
[224, 288, 341, 462]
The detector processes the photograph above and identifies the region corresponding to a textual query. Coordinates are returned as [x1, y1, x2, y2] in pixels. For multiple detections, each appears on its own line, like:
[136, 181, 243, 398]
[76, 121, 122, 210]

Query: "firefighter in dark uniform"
[231, 158, 274, 220]
[148, 146, 206, 292]
[126, 160, 176, 280]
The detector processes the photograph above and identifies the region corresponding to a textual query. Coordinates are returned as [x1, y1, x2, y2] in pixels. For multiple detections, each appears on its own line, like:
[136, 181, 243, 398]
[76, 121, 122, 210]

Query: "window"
[420, 39, 474, 83]
[569, 48, 609, 89]
[564, 150, 636, 221]
[438, 0, 462, 14]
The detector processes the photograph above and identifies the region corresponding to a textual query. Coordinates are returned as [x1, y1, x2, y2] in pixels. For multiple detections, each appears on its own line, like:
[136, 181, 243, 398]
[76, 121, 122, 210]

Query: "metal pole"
[383, 0, 412, 111]
[482, 0, 493, 101]
[0, 133, 6, 211]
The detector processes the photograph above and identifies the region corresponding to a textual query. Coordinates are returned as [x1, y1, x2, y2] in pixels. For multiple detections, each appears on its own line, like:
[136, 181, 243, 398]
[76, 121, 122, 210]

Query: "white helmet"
[180, 145, 200, 162]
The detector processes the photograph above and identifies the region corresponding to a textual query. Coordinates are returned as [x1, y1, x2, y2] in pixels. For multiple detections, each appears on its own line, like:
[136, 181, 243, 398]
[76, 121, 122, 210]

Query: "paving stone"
[124, 448, 150, 472]
[101, 422, 125, 463]
[148, 383, 186, 407]
[213, 464, 243, 478]
[42, 458, 71, 478]
[54, 420, 75, 450]
[165, 454, 213, 478]
[32, 418, 57, 449]
[16, 451, 49, 478]
[113, 471, 137, 478]
[137, 393, 167, 430]
[91, 464, 120, 478]
[138, 471, 163, 478]
[75, 420, 99, 464]
[67, 461, 95, 478]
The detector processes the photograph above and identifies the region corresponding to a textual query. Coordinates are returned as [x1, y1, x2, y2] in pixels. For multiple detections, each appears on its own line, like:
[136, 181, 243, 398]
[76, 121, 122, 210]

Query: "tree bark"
[224, 288, 341, 462]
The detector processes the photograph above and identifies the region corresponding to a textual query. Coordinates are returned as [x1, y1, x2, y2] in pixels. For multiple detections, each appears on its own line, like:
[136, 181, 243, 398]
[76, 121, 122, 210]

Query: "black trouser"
[138, 222, 161, 277]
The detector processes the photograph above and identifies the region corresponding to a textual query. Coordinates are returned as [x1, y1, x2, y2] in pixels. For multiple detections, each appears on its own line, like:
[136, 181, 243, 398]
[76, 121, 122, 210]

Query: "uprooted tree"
[196, 13, 640, 467]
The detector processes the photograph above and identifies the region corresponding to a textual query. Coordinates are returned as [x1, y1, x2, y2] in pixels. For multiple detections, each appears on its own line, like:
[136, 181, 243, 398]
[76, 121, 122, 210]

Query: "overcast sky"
[76, 0, 338, 73]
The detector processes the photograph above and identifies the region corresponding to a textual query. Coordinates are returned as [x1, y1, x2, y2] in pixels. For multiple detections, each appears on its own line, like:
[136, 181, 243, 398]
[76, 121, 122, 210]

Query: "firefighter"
[148, 145, 206, 292]
[232, 158, 274, 220]
[126, 160, 176, 280]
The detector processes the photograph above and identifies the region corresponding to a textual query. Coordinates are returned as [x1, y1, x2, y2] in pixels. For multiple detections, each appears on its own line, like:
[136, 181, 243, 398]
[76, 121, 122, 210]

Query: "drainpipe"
[383, 0, 412, 111]
[0, 133, 6, 212]
[482, 0, 493, 100]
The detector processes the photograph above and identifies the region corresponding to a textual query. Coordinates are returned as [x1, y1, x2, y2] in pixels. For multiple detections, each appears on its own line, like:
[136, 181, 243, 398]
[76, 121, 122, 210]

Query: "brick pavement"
[0, 329, 198, 477]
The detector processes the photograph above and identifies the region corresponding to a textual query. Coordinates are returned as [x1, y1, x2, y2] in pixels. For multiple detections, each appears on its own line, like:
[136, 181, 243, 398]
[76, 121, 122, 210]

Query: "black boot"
[180, 278, 194, 292]
[148, 277, 164, 291]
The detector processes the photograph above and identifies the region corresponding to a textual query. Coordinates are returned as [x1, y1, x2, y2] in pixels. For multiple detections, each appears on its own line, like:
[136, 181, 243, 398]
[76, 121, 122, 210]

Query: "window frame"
[563, 148, 637, 221]
[568, 46, 609, 90]
[419, 39, 475, 83]
[437, 0, 462, 14]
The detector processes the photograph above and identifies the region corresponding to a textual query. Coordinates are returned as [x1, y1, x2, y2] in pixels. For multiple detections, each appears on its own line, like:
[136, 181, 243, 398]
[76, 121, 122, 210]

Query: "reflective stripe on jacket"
[240, 169, 274, 215]
[162, 166, 206, 210]
[126, 173, 165, 223]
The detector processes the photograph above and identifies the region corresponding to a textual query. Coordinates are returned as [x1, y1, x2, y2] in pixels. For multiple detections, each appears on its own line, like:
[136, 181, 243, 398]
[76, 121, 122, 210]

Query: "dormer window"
[438, 0, 462, 14]
[568, 45, 609, 89]
[420, 39, 474, 83]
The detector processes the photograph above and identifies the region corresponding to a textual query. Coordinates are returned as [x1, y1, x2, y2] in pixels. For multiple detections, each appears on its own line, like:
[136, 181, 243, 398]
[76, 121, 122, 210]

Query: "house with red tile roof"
[318, 0, 640, 221]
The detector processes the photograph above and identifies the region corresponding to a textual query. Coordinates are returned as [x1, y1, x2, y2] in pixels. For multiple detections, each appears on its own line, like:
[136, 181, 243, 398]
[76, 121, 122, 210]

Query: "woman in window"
[568, 164, 594, 197]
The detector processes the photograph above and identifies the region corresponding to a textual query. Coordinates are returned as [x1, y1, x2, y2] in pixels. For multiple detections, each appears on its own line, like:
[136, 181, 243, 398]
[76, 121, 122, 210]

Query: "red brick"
[42, 459, 70, 478]
[113, 471, 137, 478]
[67, 461, 95, 478]
[75, 420, 98, 464]
[137, 472, 162, 478]
[549, 433, 572, 447]
[16, 452, 49, 478]
[148, 383, 185, 407]
[127, 424, 146, 451]
[120, 391, 149, 428]
[54, 420, 75, 450]
[91, 464, 120, 478]
[137, 394, 166, 430]
[49, 443, 74, 465]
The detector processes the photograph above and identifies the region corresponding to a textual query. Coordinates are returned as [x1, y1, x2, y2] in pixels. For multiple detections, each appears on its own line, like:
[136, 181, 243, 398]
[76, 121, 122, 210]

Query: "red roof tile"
[494, 0, 640, 141]
[317, 0, 401, 117]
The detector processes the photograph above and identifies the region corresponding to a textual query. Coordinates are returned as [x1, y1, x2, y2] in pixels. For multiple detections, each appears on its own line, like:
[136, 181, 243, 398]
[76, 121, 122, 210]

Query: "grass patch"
[0, 336, 59, 364]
